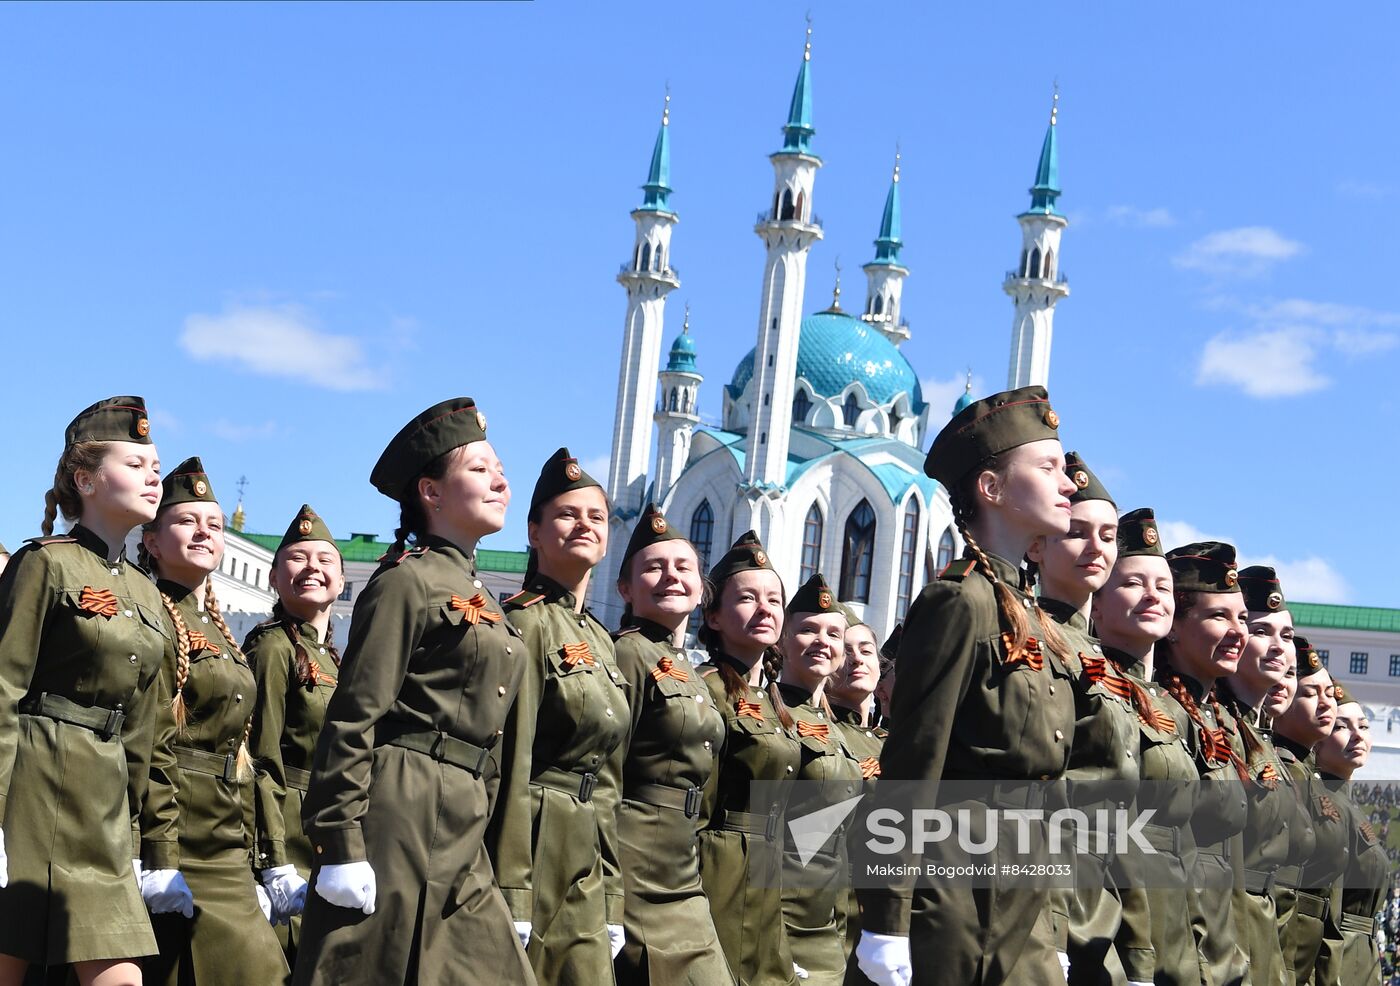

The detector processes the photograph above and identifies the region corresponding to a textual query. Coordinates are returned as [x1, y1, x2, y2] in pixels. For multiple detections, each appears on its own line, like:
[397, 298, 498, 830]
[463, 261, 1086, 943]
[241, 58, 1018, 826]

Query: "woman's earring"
[83, 485, 94, 494]
[433, 504, 440, 512]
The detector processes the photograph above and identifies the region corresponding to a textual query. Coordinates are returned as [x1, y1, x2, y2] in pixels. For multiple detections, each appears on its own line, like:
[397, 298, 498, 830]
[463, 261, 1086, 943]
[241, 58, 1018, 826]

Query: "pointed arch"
[655, 244, 665, 271]
[640, 242, 652, 272]
[795, 189, 806, 222]
[669, 388, 679, 411]
[873, 294, 884, 316]
[1029, 246, 1042, 280]
[839, 500, 877, 603]
[842, 392, 861, 428]
[773, 191, 781, 221]
[1043, 247, 1054, 279]
[686, 500, 716, 640]
[780, 188, 796, 221]
[800, 503, 824, 584]
[937, 526, 956, 571]
[1020, 248, 1029, 277]
[896, 498, 921, 617]
[792, 387, 812, 423]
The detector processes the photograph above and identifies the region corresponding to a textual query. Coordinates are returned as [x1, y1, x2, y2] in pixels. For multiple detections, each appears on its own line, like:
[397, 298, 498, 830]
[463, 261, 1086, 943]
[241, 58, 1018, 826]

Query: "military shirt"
[1317, 776, 1389, 986]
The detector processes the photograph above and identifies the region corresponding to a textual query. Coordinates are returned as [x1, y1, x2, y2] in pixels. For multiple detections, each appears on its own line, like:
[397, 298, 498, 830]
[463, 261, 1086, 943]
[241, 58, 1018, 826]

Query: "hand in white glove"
[855, 932, 912, 986]
[793, 961, 811, 980]
[132, 858, 142, 888]
[260, 864, 308, 924]
[0, 828, 8, 889]
[1128, 981, 1155, 986]
[514, 921, 532, 950]
[255, 883, 273, 923]
[1058, 952, 1072, 978]
[313, 861, 376, 915]
[141, 869, 195, 918]
[607, 923, 625, 960]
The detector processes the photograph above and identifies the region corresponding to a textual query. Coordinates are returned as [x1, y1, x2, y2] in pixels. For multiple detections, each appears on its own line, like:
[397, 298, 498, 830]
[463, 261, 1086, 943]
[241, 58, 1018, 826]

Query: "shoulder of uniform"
[503, 589, 545, 609]
[938, 558, 979, 582]
[24, 535, 76, 548]
[381, 544, 431, 566]
[611, 624, 642, 641]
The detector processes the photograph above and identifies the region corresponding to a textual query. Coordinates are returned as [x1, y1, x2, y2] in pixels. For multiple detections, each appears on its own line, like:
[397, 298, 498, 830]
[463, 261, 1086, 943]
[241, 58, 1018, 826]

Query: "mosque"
[587, 27, 1071, 637]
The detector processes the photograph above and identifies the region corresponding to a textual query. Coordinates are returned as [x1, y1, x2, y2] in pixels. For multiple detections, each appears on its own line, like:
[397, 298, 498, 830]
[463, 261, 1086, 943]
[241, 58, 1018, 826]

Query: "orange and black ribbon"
[1200, 726, 1233, 767]
[796, 720, 830, 742]
[1000, 632, 1044, 672]
[1137, 702, 1178, 735]
[736, 699, 765, 723]
[858, 756, 881, 779]
[1256, 761, 1280, 790]
[77, 586, 119, 618]
[1081, 655, 1134, 702]
[650, 656, 689, 682]
[305, 658, 336, 687]
[185, 628, 219, 656]
[560, 641, 596, 668]
[450, 593, 502, 625]
[1360, 819, 1378, 845]
[1318, 796, 1341, 822]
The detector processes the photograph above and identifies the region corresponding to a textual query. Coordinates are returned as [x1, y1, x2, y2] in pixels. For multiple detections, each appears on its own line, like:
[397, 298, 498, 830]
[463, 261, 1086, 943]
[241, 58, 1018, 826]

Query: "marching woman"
[485, 448, 629, 985]
[856, 385, 1080, 986]
[1314, 690, 1389, 986]
[1090, 508, 1204, 986]
[294, 398, 533, 985]
[245, 505, 345, 970]
[695, 531, 802, 986]
[777, 575, 862, 985]
[138, 457, 288, 985]
[1273, 640, 1348, 983]
[1156, 542, 1252, 986]
[1220, 566, 1310, 986]
[1025, 454, 1145, 986]
[0, 397, 181, 986]
[608, 504, 731, 986]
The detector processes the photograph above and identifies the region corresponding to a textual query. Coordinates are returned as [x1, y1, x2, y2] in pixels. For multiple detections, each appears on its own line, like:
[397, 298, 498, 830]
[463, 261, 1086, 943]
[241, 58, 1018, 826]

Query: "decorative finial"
[831, 256, 842, 309]
[663, 83, 670, 126]
[1050, 80, 1059, 126]
[804, 11, 812, 61]
[964, 368, 973, 393]
[683, 301, 690, 332]
[893, 141, 901, 183]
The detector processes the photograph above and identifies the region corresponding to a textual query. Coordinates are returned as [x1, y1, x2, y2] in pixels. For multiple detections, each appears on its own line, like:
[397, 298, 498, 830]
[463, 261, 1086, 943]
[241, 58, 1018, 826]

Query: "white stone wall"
[1005, 213, 1069, 390]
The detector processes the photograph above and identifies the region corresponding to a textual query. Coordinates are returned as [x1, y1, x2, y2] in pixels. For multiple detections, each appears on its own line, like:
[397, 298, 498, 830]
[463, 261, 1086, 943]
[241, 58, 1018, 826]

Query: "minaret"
[1004, 89, 1069, 389]
[608, 92, 680, 522]
[743, 21, 823, 516]
[653, 305, 702, 503]
[861, 148, 910, 346]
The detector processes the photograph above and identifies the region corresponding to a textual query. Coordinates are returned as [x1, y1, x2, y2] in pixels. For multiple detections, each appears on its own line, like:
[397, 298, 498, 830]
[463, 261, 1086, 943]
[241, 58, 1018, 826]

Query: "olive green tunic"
[245, 616, 338, 971]
[697, 656, 803, 986]
[486, 574, 629, 986]
[0, 527, 178, 964]
[778, 684, 864, 986]
[833, 705, 884, 986]
[294, 538, 532, 986]
[1315, 777, 1388, 986]
[144, 580, 288, 986]
[1110, 651, 1206, 986]
[610, 619, 732, 986]
[860, 552, 1077, 986]
[1274, 739, 1349, 984]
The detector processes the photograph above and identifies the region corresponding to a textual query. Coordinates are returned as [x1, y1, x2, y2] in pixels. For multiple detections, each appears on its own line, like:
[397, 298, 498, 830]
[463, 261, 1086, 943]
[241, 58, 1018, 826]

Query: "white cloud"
[1173, 226, 1304, 276]
[1155, 520, 1221, 550]
[180, 305, 381, 391]
[1107, 205, 1176, 228]
[1195, 327, 1329, 397]
[1157, 519, 1351, 604]
[581, 455, 610, 484]
[1332, 328, 1400, 357]
[921, 372, 985, 417]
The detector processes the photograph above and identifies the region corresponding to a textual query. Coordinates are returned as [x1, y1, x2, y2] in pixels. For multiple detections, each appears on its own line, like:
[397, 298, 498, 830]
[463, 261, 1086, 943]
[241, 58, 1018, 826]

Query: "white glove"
[1128, 981, 1155, 986]
[793, 961, 810, 980]
[607, 923, 625, 960]
[514, 921, 532, 950]
[1058, 952, 1071, 978]
[0, 828, 8, 889]
[132, 858, 142, 888]
[260, 864, 308, 924]
[855, 932, 912, 986]
[313, 860, 376, 914]
[141, 869, 195, 918]
[255, 883, 273, 923]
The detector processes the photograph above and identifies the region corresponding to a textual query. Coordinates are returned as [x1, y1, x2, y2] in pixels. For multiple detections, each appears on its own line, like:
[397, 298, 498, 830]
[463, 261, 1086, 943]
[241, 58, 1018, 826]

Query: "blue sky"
[1, 3, 1396, 606]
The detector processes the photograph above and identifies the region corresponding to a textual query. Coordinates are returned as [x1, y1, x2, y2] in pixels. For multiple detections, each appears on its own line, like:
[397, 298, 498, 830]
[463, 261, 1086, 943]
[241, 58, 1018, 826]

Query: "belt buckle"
[472, 744, 492, 778]
[684, 786, 702, 819]
[221, 753, 238, 784]
[102, 708, 124, 740]
[428, 731, 448, 760]
[578, 772, 596, 803]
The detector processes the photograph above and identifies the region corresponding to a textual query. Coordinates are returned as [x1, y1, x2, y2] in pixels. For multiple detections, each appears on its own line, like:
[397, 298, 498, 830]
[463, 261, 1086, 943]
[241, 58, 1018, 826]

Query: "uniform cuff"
[142, 839, 180, 871]
[1120, 947, 1156, 982]
[255, 839, 287, 870]
[855, 889, 910, 935]
[500, 887, 532, 924]
[309, 826, 365, 865]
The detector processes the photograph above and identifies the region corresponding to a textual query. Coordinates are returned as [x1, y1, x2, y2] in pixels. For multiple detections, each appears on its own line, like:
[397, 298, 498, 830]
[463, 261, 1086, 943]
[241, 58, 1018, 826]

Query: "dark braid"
[762, 646, 795, 731]
[385, 447, 456, 562]
[1216, 677, 1281, 789]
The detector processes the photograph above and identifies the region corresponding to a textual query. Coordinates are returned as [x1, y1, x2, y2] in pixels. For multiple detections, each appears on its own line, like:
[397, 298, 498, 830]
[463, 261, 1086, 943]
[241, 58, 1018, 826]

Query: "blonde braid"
[956, 518, 1032, 662]
[158, 590, 193, 731]
[41, 488, 60, 537]
[41, 442, 108, 535]
[204, 581, 254, 782]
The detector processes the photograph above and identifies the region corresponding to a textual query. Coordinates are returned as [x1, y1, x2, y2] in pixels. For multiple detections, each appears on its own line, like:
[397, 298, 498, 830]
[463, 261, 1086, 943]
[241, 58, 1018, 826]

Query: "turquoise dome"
[666, 327, 697, 373]
[727, 310, 923, 409]
[953, 388, 974, 415]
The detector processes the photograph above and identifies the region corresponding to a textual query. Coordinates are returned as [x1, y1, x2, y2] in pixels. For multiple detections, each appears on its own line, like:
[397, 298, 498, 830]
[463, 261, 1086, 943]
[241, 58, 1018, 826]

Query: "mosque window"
[1043, 247, 1054, 278]
[763, 393, 770, 407]
[842, 393, 860, 428]
[796, 189, 806, 222]
[780, 188, 796, 221]
[640, 242, 652, 271]
[873, 295, 884, 316]
[800, 505, 823, 583]
[896, 500, 920, 617]
[1020, 248, 1029, 277]
[937, 528, 956, 570]
[888, 406, 901, 434]
[839, 500, 877, 603]
[773, 191, 781, 220]
[687, 501, 716, 641]
[792, 388, 812, 422]
[655, 245, 665, 271]
[1030, 247, 1041, 280]
[670, 389, 679, 411]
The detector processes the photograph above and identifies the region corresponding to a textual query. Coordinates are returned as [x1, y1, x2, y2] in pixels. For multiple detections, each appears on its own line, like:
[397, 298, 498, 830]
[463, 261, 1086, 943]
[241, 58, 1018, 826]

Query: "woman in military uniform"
[245, 505, 345, 972]
[0, 397, 180, 986]
[1026, 454, 1147, 986]
[1273, 640, 1348, 983]
[138, 457, 288, 986]
[294, 397, 533, 986]
[1314, 693, 1388, 986]
[1091, 507, 1205, 986]
[1156, 542, 1253, 986]
[855, 385, 1080, 986]
[485, 448, 629, 985]
[609, 503, 732, 986]
[695, 531, 802, 986]
[777, 575, 862, 985]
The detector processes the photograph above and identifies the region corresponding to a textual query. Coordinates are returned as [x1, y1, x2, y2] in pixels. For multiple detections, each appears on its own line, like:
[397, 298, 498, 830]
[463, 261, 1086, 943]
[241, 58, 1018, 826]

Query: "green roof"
[1290, 601, 1400, 634]
[241, 532, 528, 573]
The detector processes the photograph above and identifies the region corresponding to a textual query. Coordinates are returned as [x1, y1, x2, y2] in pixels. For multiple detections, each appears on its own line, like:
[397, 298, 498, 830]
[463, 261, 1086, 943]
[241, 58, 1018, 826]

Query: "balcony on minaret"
[755, 206, 823, 234]
[618, 259, 680, 287]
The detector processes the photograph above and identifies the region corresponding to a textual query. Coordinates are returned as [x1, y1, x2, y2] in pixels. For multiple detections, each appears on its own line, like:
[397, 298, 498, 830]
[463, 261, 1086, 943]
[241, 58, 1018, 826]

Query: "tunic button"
[124, 609, 133, 618]
[235, 694, 243, 703]
[201, 616, 210, 624]
[110, 568, 119, 576]
[785, 766, 794, 774]
[115, 703, 124, 711]
[703, 741, 712, 750]
[816, 711, 824, 719]
[506, 647, 513, 655]
[1053, 729, 1064, 741]
[319, 648, 326, 655]
[605, 708, 614, 717]
[1048, 684, 1056, 696]
[498, 686, 507, 696]
[473, 580, 482, 589]
[1149, 688, 1158, 696]
[695, 695, 705, 705]
[1126, 750, 1134, 759]
[578, 619, 586, 628]
[315, 845, 324, 855]
[129, 655, 138, 664]
[496, 729, 504, 736]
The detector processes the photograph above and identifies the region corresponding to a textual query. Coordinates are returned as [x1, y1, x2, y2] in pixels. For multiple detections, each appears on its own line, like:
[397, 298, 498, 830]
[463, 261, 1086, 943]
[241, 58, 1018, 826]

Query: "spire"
[1025, 85, 1061, 216]
[821, 257, 843, 313]
[231, 475, 248, 532]
[780, 17, 815, 154]
[666, 303, 698, 372]
[639, 89, 673, 213]
[952, 369, 975, 416]
[870, 145, 903, 265]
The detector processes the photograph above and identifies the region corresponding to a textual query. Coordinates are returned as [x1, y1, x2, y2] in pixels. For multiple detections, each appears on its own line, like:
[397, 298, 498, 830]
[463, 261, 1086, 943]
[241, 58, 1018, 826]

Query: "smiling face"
[829, 622, 880, 708]
[1091, 554, 1176, 653]
[977, 439, 1078, 540]
[1168, 591, 1249, 681]
[706, 569, 785, 661]
[144, 500, 225, 587]
[529, 486, 609, 577]
[1274, 668, 1337, 746]
[78, 440, 163, 529]
[271, 540, 345, 619]
[1236, 609, 1296, 698]
[1029, 498, 1119, 603]
[618, 539, 703, 628]
[781, 611, 848, 694]
[1261, 652, 1298, 719]
[421, 441, 510, 541]
[1317, 702, 1371, 776]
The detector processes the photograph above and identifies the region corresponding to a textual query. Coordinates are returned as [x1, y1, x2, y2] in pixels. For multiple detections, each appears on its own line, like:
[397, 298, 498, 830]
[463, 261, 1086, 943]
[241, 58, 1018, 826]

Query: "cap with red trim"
[371, 397, 488, 499]
[787, 573, 841, 618]
[1117, 507, 1163, 558]
[923, 385, 1062, 488]
[1165, 540, 1240, 594]
[1065, 450, 1114, 506]
[161, 456, 216, 508]
[1239, 565, 1285, 614]
[528, 447, 602, 519]
[1294, 635, 1325, 677]
[65, 396, 152, 447]
[707, 530, 776, 587]
[278, 504, 337, 554]
[618, 503, 688, 573]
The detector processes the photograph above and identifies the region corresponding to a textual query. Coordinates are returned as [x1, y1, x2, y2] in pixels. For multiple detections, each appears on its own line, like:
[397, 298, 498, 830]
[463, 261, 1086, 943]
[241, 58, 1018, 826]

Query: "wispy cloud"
[210, 418, 280, 443]
[1196, 327, 1330, 397]
[180, 304, 382, 391]
[1107, 205, 1176, 228]
[1173, 226, 1303, 276]
[920, 371, 985, 417]
[1156, 518, 1351, 604]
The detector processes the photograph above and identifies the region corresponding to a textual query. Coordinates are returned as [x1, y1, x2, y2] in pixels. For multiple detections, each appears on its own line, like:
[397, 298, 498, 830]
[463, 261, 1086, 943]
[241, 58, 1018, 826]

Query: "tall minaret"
[1004, 89, 1069, 389]
[653, 305, 702, 503]
[861, 148, 910, 346]
[743, 22, 823, 519]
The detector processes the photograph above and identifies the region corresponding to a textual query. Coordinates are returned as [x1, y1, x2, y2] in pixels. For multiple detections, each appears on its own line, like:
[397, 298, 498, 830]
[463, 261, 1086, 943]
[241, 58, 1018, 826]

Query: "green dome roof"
[727, 310, 924, 410]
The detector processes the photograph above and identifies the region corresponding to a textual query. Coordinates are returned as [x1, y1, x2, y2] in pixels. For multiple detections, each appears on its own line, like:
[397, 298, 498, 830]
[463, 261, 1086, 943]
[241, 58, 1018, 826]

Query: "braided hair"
[259, 600, 342, 689]
[1216, 675, 1281, 789]
[41, 442, 108, 535]
[383, 447, 460, 563]
[698, 573, 795, 730]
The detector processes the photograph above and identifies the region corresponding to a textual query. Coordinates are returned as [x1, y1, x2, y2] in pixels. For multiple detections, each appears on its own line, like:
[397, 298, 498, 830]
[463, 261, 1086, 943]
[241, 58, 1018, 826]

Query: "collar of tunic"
[1038, 595, 1089, 633]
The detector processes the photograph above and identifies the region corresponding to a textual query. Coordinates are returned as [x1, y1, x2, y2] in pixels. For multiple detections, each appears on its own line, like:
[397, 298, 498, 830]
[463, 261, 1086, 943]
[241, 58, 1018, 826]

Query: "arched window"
[1029, 247, 1041, 280]
[888, 406, 900, 435]
[799, 504, 823, 583]
[772, 191, 781, 220]
[640, 242, 652, 272]
[873, 295, 884, 316]
[780, 188, 796, 221]
[683, 390, 692, 413]
[896, 499, 921, 617]
[655, 245, 665, 271]
[686, 501, 716, 641]
[839, 500, 877, 603]
[937, 527, 956, 571]
[1020, 248, 1029, 276]
[842, 393, 860, 428]
[795, 189, 806, 222]
[669, 388, 679, 411]
[792, 387, 812, 422]
[1043, 247, 1054, 279]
